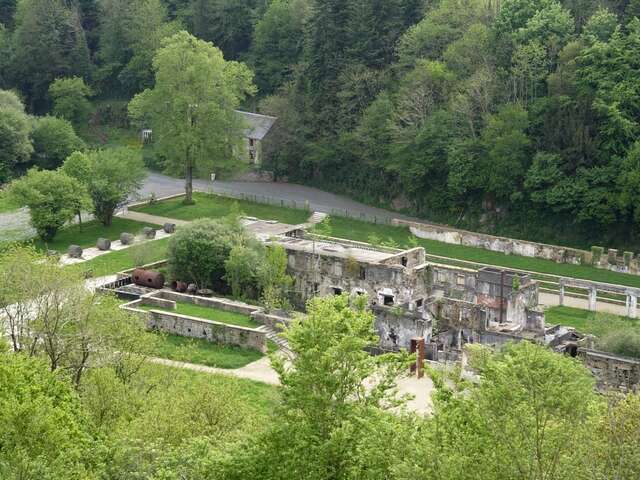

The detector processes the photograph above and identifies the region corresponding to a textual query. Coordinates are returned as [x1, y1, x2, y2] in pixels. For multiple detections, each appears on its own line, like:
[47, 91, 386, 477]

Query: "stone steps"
[257, 325, 293, 356]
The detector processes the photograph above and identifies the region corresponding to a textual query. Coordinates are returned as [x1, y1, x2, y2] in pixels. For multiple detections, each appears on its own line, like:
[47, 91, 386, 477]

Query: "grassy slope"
[32, 217, 158, 252]
[150, 363, 280, 417]
[141, 302, 259, 328]
[149, 332, 264, 369]
[132, 191, 310, 225]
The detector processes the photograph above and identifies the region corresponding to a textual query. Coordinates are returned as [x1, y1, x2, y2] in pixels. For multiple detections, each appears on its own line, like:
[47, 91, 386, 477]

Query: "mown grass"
[141, 302, 259, 329]
[32, 217, 158, 253]
[132, 191, 310, 225]
[67, 237, 170, 277]
[149, 332, 264, 369]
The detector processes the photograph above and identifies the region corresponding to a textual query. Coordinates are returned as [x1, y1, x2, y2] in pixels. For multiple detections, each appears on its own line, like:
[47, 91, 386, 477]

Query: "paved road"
[138, 172, 405, 222]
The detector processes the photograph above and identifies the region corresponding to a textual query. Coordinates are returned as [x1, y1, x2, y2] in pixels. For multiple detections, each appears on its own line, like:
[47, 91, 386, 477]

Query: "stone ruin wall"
[394, 218, 640, 275]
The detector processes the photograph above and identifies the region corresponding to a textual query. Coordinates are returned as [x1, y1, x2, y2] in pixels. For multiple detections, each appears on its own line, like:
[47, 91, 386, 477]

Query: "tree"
[61, 148, 146, 226]
[250, 0, 309, 94]
[0, 89, 32, 182]
[48, 76, 93, 126]
[167, 217, 249, 290]
[0, 349, 97, 479]
[224, 242, 265, 299]
[190, 0, 258, 60]
[400, 341, 599, 480]
[97, 0, 179, 94]
[129, 31, 255, 204]
[7, 168, 90, 240]
[480, 103, 531, 202]
[10, 0, 90, 111]
[224, 294, 412, 479]
[30, 116, 84, 170]
[0, 245, 152, 386]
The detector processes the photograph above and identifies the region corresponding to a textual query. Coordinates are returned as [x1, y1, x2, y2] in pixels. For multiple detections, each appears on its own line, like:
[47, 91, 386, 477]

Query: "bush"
[598, 328, 640, 358]
[48, 77, 93, 126]
[31, 116, 84, 170]
[167, 218, 248, 290]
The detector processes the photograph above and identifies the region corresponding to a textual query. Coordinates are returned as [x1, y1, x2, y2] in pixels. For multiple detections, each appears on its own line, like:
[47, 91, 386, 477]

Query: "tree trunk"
[184, 148, 194, 205]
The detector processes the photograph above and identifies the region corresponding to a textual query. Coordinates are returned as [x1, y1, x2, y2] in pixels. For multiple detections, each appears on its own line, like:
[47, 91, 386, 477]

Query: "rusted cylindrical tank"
[132, 269, 165, 289]
[171, 280, 188, 293]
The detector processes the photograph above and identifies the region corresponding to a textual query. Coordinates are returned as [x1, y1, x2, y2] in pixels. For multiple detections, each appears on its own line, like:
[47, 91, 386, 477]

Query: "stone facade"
[578, 348, 640, 392]
[273, 234, 543, 354]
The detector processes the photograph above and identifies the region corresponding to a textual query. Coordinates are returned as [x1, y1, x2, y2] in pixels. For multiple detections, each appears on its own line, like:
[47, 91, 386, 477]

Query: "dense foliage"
[3, 0, 640, 248]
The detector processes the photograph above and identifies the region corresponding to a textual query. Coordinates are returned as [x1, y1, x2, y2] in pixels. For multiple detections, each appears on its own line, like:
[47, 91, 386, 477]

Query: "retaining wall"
[393, 219, 640, 275]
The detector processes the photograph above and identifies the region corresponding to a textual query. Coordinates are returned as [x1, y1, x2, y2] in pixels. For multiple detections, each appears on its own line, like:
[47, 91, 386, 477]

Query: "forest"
[1, 0, 640, 247]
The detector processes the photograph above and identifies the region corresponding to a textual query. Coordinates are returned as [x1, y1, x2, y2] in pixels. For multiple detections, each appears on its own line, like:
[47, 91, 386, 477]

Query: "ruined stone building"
[269, 230, 544, 356]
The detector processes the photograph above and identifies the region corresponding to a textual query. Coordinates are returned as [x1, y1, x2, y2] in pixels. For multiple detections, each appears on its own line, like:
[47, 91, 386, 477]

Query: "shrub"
[167, 218, 247, 290]
[8, 168, 90, 241]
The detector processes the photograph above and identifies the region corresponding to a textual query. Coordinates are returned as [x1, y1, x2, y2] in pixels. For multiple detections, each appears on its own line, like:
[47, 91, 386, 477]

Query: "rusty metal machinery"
[132, 269, 165, 289]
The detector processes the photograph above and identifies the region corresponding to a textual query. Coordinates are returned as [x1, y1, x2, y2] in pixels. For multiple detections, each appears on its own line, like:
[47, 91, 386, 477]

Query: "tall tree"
[129, 31, 255, 204]
[10, 0, 90, 112]
[0, 89, 32, 182]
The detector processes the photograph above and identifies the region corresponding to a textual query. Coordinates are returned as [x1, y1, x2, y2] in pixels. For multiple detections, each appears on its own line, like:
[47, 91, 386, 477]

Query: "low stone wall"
[394, 218, 640, 275]
[147, 310, 267, 353]
[252, 311, 292, 331]
[144, 296, 176, 310]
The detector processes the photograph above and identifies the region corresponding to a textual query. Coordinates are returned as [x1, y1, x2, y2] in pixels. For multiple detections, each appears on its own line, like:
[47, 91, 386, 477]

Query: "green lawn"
[132, 191, 310, 225]
[32, 217, 159, 253]
[68, 236, 170, 277]
[141, 302, 259, 328]
[149, 332, 264, 369]
[544, 306, 640, 334]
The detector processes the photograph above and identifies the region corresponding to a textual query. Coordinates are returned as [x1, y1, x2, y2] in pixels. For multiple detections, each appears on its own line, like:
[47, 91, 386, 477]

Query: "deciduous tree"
[129, 31, 255, 204]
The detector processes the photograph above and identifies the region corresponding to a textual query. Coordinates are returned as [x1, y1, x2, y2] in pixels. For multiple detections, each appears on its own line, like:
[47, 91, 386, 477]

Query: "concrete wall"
[394, 218, 640, 275]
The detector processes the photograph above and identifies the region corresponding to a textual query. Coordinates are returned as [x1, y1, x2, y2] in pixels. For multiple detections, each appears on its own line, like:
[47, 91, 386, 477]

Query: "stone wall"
[394, 218, 640, 275]
[146, 309, 267, 353]
[372, 305, 431, 350]
[579, 348, 640, 392]
[251, 311, 292, 331]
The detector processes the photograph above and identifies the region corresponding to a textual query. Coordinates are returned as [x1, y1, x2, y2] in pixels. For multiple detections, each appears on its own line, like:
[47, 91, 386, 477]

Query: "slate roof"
[235, 110, 277, 140]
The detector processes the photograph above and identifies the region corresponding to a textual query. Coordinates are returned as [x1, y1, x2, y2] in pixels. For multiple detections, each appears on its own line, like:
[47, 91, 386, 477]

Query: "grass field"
[132, 191, 310, 225]
[32, 217, 158, 253]
[545, 306, 640, 334]
[150, 332, 264, 369]
[68, 237, 170, 277]
[141, 302, 259, 328]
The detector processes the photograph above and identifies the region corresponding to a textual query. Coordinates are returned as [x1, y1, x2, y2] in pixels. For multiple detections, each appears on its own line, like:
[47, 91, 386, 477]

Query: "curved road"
[138, 172, 408, 222]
